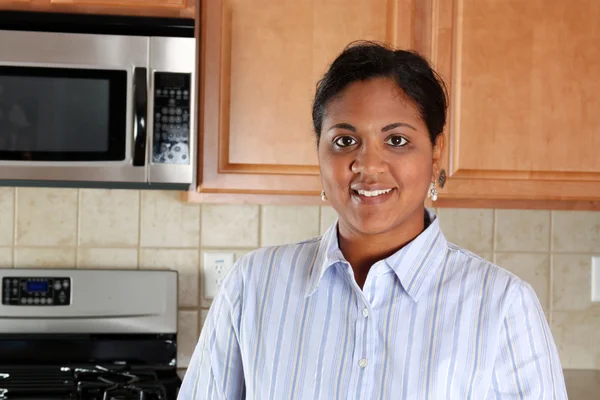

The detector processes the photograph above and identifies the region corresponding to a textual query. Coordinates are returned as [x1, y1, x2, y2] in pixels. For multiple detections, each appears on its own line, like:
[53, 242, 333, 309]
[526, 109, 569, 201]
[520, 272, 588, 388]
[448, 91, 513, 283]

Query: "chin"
[345, 212, 400, 236]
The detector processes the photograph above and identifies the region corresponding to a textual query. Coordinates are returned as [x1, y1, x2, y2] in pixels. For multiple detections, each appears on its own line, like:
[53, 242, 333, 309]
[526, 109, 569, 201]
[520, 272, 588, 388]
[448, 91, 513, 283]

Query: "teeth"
[356, 188, 392, 197]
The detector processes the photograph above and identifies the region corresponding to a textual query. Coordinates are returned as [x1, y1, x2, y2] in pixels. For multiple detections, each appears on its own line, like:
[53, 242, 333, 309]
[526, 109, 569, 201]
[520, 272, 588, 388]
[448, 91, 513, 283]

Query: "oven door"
[0, 30, 149, 184]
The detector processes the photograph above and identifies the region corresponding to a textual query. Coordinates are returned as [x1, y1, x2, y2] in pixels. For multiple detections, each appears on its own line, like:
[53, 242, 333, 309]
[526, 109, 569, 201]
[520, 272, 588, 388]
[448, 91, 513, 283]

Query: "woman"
[180, 42, 567, 399]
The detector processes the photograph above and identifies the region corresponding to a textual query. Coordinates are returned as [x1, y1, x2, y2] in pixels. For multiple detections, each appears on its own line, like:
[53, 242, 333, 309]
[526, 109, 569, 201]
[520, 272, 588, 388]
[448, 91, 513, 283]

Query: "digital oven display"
[26, 281, 49, 292]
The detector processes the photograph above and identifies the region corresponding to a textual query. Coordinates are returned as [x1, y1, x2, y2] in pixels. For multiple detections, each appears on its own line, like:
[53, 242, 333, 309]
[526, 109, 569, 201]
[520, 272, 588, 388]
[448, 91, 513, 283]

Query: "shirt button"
[358, 358, 368, 368]
[362, 307, 369, 318]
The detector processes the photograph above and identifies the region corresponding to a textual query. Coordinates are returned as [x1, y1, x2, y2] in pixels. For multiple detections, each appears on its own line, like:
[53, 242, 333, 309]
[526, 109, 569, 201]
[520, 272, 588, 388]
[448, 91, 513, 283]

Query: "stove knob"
[20, 297, 26, 304]
[62, 280, 69, 288]
[27, 297, 33, 304]
[47, 298, 53, 305]
[58, 292, 66, 303]
[33, 298, 40, 305]
[12, 288, 17, 295]
[40, 298, 47, 305]
[12, 279, 18, 285]
[54, 282, 61, 291]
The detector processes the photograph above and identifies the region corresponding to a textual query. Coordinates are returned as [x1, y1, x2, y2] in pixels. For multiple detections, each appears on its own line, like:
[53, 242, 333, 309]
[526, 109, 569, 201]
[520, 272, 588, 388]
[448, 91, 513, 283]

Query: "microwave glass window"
[0, 66, 127, 161]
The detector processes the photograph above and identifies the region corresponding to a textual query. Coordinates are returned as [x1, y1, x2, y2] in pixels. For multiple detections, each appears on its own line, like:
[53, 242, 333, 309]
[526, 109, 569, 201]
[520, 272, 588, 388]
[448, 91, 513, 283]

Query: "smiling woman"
[179, 42, 567, 399]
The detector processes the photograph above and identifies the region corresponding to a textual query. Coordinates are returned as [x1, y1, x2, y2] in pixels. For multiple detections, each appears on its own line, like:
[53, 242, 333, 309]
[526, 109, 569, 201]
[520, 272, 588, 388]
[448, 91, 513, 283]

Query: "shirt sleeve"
[485, 281, 567, 399]
[178, 267, 245, 400]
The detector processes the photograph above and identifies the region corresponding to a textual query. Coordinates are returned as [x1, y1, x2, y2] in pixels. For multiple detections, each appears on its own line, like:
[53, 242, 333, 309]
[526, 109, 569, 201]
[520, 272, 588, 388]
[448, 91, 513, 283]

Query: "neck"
[337, 208, 427, 289]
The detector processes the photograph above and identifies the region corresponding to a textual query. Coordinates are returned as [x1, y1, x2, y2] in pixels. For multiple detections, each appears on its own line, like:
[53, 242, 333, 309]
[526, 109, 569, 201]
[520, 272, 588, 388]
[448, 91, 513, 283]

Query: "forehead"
[324, 77, 423, 125]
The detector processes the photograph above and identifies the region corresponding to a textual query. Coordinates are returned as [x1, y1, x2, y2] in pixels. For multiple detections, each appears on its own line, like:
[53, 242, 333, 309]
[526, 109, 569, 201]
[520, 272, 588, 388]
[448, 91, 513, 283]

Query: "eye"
[385, 135, 408, 147]
[333, 136, 357, 148]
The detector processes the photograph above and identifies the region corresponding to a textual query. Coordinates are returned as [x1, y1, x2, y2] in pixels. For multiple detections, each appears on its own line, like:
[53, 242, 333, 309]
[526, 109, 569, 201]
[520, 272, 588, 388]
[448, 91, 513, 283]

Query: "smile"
[356, 188, 393, 197]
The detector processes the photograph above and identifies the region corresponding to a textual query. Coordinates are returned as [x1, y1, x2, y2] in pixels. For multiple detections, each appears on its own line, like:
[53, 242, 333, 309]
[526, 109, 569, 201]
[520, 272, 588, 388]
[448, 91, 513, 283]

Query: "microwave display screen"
[0, 66, 127, 161]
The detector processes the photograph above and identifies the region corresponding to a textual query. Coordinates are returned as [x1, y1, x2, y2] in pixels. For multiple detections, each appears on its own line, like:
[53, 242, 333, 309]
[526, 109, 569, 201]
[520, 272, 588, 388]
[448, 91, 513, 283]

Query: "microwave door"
[147, 36, 196, 189]
[0, 31, 150, 185]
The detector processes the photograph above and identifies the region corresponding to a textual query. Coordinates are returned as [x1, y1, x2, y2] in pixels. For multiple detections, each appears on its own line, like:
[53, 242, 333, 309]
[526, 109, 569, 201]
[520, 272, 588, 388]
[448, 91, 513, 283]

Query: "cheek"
[391, 154, 433, 187]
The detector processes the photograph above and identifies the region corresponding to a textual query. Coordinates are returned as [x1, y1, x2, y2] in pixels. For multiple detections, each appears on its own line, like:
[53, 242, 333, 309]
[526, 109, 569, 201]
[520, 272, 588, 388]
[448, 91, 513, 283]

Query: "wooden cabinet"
[189, 0, 416, 204]
[418, 0, 600, 209]
[0, 0, 195, 17]
[191, 0, 599, 208]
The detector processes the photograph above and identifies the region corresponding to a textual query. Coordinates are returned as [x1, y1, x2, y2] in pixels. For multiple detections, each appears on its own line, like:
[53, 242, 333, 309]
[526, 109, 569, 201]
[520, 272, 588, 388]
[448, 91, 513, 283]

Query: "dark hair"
[312, 41, 448, 145]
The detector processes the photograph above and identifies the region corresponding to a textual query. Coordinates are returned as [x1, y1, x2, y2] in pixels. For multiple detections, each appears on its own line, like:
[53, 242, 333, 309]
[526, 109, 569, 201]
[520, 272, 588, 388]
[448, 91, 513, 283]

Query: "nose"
[351, 142, 387, 176]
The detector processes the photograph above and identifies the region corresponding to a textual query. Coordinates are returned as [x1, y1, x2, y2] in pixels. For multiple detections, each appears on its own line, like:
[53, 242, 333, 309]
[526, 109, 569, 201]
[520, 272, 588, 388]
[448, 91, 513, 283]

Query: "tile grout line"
[136, 190, 143, 269]
[491, 209, 497, 264]
[548, 210, 554, 326]
[75, 189, 82, 268]
[12, 188, 17, 268]
[196, 202, 203, 335]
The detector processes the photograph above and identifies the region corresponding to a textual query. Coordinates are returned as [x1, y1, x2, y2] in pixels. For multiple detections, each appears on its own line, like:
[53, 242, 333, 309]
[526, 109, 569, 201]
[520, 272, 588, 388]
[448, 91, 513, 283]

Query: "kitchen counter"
[564, 369, 600, 399]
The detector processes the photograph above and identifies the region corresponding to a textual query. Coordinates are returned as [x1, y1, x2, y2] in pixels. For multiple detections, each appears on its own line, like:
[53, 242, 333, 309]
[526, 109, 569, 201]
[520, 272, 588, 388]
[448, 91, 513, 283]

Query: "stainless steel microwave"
[0, 11, 196, 190]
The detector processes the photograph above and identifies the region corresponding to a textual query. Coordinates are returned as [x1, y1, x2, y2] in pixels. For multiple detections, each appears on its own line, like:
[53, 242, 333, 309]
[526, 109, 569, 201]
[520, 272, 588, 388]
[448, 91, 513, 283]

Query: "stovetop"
[0, 364, 181, 399]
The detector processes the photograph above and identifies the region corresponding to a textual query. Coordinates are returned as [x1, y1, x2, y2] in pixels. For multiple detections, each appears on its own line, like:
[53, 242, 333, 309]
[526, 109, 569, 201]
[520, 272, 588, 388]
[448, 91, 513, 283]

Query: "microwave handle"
[132, 67, 147, 167]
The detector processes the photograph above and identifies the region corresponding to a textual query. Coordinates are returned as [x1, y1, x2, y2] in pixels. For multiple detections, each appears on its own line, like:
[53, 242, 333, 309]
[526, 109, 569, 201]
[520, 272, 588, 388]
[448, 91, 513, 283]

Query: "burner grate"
[0, 366, 76, 398]
[76, 365, 166, 400]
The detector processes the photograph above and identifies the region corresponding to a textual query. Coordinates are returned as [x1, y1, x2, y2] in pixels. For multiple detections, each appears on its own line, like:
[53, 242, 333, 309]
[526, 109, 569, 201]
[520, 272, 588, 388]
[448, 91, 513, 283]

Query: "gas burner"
[74, 365, 167, 400]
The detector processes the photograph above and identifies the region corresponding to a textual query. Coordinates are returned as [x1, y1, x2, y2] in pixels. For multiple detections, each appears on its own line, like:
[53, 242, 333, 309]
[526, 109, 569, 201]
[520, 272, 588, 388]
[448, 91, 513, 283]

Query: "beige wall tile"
[552, 309, 600, 369]
[15, 248, 76, 268]
[495, 253, 550, 312]
[201, 204, 259, 248]
[140, 249, 199, 308]
[553, 254, 596, 311]
[16, 188, 78, 246]
[0, 188, 14, 246]
[320, 206, 338, 234]
[178, 310, 198, 368]
[261, 205, 319, 246]
[495, 210, 550, 252]
[0, 247, 12, 267]
[78, 248, 138, 269]
[79, 189, 139, 247]
[553, 211, 600, 253]
[437, 208, 494, 253]
[140, 191, 200, 248]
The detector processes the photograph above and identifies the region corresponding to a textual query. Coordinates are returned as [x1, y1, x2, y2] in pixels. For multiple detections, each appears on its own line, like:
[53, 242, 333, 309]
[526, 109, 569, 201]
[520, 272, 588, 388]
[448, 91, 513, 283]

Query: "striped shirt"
[179, 210, 567, 399]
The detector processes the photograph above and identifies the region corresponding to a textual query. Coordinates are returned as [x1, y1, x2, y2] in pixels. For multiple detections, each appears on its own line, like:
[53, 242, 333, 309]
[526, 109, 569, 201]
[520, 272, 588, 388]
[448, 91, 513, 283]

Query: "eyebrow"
[327, 122, 417, 133]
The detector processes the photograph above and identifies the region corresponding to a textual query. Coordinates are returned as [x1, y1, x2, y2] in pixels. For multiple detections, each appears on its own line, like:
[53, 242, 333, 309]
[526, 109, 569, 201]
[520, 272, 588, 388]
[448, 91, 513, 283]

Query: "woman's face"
[318, 77, 444, 237]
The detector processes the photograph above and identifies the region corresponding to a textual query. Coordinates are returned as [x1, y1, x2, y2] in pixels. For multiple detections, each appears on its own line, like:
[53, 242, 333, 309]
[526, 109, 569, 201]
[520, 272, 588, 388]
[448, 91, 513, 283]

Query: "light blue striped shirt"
[180, 210, 567, 399]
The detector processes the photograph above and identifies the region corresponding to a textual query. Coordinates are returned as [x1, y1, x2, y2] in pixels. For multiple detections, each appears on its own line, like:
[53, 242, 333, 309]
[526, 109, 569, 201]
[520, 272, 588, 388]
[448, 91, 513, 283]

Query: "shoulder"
[220, 236, 323, 298]
[444, 241, 528, 309]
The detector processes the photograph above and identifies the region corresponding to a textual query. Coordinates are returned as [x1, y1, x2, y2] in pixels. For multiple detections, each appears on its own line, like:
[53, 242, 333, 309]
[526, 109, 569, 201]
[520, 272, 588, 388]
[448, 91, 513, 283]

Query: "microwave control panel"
[2, 277, 71, 306]
[152, 72, 192, 165]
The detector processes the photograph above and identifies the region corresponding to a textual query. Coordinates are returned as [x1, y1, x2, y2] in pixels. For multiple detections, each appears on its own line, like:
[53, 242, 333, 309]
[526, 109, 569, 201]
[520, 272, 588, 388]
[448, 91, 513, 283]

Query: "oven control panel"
[2, 277, 71, 306]
[152, 72, 192, 165]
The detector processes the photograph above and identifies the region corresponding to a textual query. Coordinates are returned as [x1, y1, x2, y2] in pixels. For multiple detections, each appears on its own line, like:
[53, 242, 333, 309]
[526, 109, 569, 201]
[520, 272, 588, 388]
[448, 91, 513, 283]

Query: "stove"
[0, 269, 180, 399]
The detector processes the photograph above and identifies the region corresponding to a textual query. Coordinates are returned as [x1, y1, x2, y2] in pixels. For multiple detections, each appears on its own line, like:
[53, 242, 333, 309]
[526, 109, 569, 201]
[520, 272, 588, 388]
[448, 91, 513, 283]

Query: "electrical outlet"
[203, 252, 235, 300]
[592, 256, 600, 302]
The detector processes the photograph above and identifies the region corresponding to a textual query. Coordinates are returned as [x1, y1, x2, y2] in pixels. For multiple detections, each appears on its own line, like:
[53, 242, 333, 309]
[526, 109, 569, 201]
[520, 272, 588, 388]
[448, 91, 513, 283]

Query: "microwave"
[0, 11, 196, 190]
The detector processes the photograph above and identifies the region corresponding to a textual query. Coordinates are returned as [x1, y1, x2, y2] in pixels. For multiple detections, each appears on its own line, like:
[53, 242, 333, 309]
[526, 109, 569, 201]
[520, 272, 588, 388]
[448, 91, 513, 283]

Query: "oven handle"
[132, 67, 147, 166]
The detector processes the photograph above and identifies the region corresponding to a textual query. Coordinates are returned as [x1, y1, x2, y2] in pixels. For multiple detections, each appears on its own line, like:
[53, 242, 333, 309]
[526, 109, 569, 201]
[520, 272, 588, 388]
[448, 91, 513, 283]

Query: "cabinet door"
[192, 0, 416, 203]
[421, 0, 600, 208]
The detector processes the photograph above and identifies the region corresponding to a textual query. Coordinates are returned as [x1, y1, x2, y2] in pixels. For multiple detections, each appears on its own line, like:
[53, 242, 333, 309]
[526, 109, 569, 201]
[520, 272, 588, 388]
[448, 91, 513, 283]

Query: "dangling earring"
[428, 182, 438, 201]
[321, 190, 327, 202]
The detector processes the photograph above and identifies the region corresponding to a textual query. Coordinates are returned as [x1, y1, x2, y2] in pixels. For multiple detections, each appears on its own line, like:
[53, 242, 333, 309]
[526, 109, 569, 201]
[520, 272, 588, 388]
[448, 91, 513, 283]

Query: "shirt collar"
[305, 208, 448, 302]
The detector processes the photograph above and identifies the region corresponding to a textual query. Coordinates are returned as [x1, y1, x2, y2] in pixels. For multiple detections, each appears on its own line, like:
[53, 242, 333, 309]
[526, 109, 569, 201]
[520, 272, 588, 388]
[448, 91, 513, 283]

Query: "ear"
[432, 134, 446, 181]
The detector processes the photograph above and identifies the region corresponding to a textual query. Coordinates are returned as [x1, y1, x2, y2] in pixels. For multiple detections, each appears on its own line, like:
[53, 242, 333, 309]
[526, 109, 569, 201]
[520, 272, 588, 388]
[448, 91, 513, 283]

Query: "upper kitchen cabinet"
[189, 0, 416, 204]
[0, 0, 195, 17]
[418, 0, 600, 209]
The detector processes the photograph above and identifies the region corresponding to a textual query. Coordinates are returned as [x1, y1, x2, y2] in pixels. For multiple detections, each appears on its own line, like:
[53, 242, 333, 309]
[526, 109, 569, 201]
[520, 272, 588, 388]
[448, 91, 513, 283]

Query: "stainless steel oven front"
[0, 12, 196, 190]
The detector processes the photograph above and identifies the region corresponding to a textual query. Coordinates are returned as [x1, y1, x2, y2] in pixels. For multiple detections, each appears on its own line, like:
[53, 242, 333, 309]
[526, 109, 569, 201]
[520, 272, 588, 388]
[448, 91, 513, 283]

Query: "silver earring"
[321, 190, 327, 202]
[428, 182, 438, 201]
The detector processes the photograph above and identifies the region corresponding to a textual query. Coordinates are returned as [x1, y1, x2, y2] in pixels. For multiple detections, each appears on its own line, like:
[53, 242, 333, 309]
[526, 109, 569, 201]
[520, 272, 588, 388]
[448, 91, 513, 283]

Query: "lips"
[351, 187, 396, 205]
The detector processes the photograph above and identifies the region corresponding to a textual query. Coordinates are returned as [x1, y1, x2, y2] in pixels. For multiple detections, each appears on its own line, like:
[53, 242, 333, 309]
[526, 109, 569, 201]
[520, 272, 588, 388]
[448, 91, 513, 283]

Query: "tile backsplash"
[0, 187, 599, 371]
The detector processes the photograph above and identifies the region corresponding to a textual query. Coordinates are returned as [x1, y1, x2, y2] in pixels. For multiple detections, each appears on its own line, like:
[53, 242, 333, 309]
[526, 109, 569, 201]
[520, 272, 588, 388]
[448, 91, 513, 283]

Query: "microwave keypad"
[2, 277, 71, 306]
[152, 72, 192, 165]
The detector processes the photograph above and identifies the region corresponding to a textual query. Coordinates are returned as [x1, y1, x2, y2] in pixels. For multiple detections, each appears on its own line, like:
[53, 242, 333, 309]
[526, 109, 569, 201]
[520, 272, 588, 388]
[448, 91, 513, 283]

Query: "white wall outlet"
[591, 256, 600, 302]
[203, 252, 235, 300]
